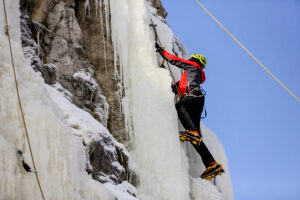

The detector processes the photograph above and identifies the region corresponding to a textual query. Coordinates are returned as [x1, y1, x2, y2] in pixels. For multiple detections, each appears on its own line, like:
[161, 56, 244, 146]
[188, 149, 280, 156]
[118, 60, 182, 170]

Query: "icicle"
[95, 0, 98, 17]
[32, 21, 50, 59]
[85, 0, 91, 17]
[103, 0, 110, 40]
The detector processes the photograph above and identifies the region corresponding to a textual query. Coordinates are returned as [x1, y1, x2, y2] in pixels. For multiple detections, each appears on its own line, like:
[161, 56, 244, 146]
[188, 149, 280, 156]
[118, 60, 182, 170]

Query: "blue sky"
[160, 0, 300, 199]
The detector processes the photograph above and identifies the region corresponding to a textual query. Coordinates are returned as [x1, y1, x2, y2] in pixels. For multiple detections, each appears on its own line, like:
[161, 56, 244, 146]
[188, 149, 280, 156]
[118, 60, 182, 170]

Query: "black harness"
[186, 86, 207, 119]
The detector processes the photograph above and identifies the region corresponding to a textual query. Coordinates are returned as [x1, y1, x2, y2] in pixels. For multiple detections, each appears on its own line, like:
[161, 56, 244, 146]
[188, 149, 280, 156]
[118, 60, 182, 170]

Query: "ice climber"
[155, 42, 225, 180]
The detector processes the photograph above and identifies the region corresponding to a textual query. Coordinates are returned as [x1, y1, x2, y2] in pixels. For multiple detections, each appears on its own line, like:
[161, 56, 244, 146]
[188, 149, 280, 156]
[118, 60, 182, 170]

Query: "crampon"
[201, 162, 225, 180]
[179, 130, 202, 145]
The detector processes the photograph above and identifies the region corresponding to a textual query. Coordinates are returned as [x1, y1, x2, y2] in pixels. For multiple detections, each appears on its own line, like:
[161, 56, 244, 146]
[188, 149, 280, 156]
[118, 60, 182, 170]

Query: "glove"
[171, 81, 180, 94]
[155, 42, 163, 52]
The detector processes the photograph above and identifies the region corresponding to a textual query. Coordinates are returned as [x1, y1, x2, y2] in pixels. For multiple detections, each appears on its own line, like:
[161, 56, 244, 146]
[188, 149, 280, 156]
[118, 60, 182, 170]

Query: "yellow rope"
[195, 0, 300, 102]
[2, 0, 46, 199]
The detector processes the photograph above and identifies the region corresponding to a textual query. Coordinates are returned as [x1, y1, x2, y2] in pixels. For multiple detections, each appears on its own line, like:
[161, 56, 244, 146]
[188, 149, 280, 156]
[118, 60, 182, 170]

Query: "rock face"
[20, 1, 57, 84]
[20, 0, 109, 126]
[89, 137, 130, 184]
[19, 0, 128, 186]
[42, 1, 109, 125]
[147, 0, 167, 19]
[76, 0, 128, 147]
[19, 0, 167, 189]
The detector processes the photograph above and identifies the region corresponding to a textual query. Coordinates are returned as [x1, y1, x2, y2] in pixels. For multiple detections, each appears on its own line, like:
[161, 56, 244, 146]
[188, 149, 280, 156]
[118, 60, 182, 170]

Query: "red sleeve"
[161, 50, 188, 63]
[160, 50, 203, 71]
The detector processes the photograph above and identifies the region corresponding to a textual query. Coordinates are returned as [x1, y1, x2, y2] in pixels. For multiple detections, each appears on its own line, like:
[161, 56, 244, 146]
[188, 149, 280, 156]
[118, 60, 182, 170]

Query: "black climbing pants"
[175, 94, 215, 168]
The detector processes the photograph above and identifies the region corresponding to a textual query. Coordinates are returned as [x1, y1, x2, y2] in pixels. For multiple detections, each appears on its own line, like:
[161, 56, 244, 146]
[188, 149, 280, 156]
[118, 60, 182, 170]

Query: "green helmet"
[190, 54, 207, 68]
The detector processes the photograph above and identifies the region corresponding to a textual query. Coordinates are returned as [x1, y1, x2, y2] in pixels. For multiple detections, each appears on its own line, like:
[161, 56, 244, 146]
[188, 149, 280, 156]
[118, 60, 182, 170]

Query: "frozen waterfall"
[0, 0, 233, 199]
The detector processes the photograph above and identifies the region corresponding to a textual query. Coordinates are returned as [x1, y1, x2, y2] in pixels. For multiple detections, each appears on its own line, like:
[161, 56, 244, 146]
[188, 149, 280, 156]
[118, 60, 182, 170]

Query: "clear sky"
[160, 0, 300, 199]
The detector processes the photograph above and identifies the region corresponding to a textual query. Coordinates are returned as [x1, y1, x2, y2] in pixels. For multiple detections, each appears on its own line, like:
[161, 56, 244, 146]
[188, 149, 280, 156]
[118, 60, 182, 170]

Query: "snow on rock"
[20, 12, 56, 85]
[73, 70, 98, 91]
[46, 83, 106, 143]
[47, 83, 134, 188]
[105, 181, 138, 200]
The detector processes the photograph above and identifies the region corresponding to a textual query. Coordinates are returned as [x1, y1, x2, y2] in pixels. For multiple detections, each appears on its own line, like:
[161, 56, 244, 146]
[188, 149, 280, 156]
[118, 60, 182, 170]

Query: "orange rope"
[2, 0, 46, 199]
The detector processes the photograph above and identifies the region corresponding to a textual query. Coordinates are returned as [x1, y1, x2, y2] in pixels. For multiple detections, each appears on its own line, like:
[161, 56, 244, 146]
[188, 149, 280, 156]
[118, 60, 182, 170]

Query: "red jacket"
[159, 50, 206, 96]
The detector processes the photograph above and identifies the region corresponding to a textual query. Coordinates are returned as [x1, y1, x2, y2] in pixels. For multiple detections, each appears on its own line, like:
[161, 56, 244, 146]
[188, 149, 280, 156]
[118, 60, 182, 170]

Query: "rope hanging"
[2, 0, 46, 199]
[195, 0, 300, 102]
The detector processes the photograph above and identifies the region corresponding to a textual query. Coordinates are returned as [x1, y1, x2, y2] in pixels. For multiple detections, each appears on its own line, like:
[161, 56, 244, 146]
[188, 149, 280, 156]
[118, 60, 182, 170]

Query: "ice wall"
[109, 0, 190, 199]
[109, 0, 233, 199]
[150, 5, 234, 200]
[0, 1, 114, 199]
[187, 125, 234, 200]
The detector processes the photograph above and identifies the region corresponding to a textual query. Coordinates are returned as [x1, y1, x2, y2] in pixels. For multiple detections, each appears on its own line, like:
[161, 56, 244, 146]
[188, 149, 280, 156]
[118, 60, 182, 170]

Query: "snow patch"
[191, 178, 223, 200]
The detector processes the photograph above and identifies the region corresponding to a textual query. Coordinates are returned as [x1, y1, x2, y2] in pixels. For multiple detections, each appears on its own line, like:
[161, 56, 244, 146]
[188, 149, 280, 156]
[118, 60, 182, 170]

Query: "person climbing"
[155, 42, 225, 180]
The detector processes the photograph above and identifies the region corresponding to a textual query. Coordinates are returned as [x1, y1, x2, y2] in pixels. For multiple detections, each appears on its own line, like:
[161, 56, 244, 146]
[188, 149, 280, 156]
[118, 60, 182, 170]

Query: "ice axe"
[150, 18, 182, 98]
[149, 23, 166, 68]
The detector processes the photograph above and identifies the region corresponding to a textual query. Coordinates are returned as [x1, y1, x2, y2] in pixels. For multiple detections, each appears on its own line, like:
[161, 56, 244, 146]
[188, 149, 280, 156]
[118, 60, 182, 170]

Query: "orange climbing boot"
[201, 161, 225, 180]
[179, 130, 202, 145]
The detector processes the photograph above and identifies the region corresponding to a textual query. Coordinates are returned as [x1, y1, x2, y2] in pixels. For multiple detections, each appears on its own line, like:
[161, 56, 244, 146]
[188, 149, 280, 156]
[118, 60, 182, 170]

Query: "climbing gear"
[195, 0, 300, 102]
[3, 24, 10, 36]
[185, 87, 207, 119]
[190, 54, 207, 68]
[152, 28, 167, 68]
[18, 150, 33, 173]
[187, 86, 206, 98]
[187, 86, 204, 97]
[179, 130, 203, 145]
[150, 19, 181, 97]
[201, 161, 225, 180]
[201, 105, 208, 119]
[150, 23, 158, 42]
[2, 0, 45, 199]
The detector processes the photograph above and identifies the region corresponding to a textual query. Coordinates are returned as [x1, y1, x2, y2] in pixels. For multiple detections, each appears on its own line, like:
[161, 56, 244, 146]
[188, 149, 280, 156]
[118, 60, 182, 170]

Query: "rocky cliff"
[19, 0, 137, 187]
[19, 0, 169, 190]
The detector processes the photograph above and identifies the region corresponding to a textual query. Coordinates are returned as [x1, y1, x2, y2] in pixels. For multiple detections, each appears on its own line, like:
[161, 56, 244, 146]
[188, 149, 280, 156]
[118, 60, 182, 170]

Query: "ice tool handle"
[149, 23, 166, 68]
